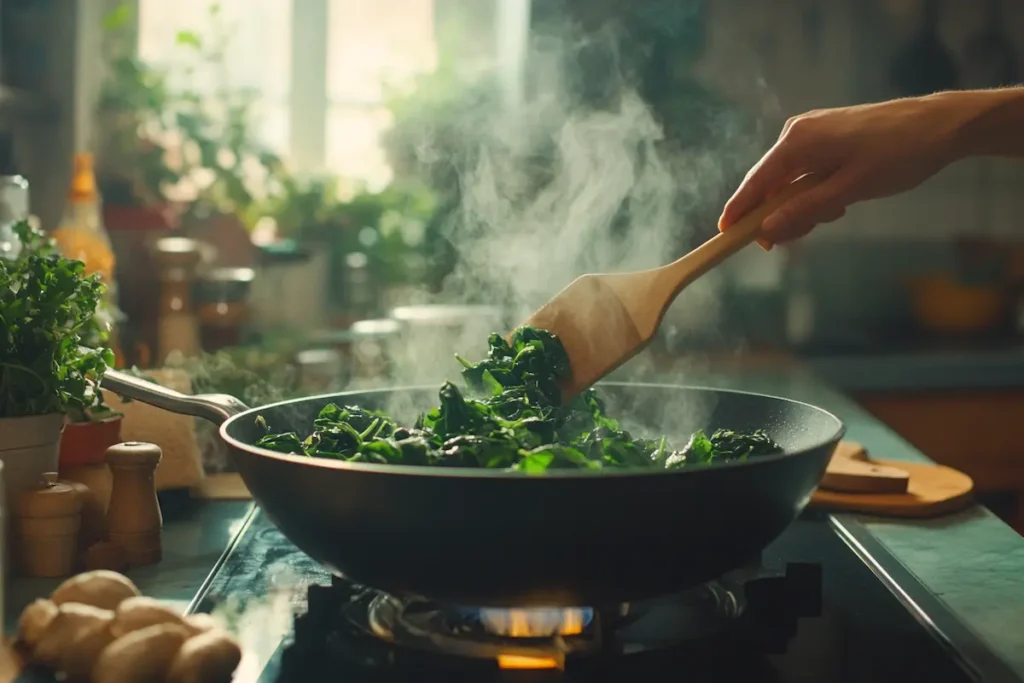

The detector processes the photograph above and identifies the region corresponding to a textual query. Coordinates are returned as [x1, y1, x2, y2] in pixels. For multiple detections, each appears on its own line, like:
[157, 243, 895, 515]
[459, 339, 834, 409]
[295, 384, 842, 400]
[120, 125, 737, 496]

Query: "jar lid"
[194, 267, 255, 304]
[202, 267, 255, 283]
[296, 348, 343, 370]
[153, 237, 203, 271]
[351, 319, 401, 338]
[390, 305, 502, 327]
[15, 473, 82, 519]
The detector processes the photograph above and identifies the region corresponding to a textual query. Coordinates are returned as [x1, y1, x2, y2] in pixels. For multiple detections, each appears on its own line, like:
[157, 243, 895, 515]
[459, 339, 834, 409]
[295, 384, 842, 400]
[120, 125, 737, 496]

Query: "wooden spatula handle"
[663, 173, 823, 291]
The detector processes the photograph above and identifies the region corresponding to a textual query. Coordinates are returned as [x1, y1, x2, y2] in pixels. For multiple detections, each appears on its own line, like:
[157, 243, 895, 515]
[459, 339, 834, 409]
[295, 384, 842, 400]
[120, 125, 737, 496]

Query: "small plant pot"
[0, 414, 65, 498]
[58, 415, 124, 469]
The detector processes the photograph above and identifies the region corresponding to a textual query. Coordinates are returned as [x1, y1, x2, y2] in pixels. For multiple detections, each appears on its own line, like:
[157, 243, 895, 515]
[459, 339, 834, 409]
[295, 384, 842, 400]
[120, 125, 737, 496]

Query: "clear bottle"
[0, 132, 29, 261]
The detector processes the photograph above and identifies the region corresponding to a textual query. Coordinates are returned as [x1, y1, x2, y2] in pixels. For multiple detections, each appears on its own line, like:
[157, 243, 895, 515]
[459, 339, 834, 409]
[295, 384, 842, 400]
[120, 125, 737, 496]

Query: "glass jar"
[195, 267, 255, 352]
[153, 237, 202, 363]
[389, 305, 505, 385]
[295, 348, 344, 394]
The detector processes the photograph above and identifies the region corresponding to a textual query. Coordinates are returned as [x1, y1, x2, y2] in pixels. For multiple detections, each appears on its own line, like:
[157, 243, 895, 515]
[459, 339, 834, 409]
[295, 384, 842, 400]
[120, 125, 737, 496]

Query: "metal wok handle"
[101, 367, 250, 426]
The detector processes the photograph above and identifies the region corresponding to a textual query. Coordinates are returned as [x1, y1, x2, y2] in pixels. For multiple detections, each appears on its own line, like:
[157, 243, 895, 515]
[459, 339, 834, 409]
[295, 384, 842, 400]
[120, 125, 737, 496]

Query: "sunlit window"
[326, 0, 437, 189]
[136, 0, 437, 187]
[137, 0, 292, 154]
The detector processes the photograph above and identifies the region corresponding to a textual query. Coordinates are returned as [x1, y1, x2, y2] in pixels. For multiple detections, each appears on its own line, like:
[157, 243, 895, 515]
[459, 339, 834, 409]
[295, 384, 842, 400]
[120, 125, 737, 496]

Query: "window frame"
[288, 0, 329, 171]
[128, 0, 518, 176]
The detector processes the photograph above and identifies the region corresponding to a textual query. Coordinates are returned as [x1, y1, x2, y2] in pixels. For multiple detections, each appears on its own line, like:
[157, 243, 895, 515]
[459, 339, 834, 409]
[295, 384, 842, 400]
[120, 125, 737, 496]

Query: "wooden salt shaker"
[14, 473, 82, 578]
[105, 442, 163, 566]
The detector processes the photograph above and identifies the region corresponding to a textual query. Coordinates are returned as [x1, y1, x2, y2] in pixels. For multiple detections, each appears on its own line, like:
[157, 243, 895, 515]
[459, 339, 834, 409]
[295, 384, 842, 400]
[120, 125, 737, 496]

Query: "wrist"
[935, 88, 1024, 161]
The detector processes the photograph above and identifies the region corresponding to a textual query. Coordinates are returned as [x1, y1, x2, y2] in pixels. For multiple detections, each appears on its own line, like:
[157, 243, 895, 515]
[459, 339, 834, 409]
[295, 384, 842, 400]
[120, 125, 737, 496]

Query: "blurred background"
[4, 0, 1024, 523]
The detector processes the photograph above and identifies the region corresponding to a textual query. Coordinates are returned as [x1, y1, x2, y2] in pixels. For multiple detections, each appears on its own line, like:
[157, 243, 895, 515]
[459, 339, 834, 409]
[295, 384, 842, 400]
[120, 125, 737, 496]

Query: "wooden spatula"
[516, 174, 822, 401]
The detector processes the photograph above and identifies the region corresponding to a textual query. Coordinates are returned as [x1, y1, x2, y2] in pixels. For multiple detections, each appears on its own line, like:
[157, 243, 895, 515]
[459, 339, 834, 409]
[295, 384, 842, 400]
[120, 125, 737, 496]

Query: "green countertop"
[4, 499, 255, 634]
[6, 364, 1024, 676]
[694, 365, 1024, 676]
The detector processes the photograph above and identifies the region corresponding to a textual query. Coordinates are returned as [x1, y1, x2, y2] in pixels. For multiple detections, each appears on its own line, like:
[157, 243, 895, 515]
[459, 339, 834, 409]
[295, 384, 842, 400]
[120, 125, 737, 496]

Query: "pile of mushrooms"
[16, 570, 241, 683]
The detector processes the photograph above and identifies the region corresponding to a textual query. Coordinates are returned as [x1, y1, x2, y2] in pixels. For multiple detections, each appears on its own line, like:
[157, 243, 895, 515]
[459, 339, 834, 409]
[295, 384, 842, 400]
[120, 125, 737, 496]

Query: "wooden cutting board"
[810, 440, 975, 517]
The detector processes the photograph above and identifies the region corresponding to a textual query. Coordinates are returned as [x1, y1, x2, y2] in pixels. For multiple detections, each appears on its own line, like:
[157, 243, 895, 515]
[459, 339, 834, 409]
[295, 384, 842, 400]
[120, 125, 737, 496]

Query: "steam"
[172, 12, 766, 461]
[209, 563, 304, 676]
[384, 17, 758, 403]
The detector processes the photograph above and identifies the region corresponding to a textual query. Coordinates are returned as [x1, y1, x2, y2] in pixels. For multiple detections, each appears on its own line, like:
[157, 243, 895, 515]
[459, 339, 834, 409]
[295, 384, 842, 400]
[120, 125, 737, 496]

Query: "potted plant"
[94, 1, 284, 270]
[164, 4, 286, 268]
[94, 2, 182, 232]
[0, 222, 113, 495]
[58, 390, 124, 471]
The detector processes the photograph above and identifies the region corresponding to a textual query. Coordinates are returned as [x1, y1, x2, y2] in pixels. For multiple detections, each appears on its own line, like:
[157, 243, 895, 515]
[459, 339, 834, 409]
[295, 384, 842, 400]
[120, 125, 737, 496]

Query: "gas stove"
[275, 562, 820, 681]
[190, 510, 1010, 682]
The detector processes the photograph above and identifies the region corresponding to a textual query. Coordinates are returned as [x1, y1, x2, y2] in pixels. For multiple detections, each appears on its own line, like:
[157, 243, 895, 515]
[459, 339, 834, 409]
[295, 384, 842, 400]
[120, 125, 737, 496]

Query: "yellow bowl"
[907, 274, 1008, 336]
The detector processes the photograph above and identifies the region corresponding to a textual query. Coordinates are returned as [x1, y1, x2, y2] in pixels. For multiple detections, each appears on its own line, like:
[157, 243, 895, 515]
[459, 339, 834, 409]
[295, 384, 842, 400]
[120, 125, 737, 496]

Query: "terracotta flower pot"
[58, 415, 123, 469]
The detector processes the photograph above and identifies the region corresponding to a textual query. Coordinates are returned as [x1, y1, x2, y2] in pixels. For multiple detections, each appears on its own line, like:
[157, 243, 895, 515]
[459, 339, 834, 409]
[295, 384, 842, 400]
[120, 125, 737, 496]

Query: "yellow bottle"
[52, 153, 123, 364]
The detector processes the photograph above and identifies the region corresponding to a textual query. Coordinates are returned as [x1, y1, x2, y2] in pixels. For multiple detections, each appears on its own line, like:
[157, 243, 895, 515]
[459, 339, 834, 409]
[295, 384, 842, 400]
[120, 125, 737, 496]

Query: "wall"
[691, 0, 1024, 351]
[697, 0, 1024, 242]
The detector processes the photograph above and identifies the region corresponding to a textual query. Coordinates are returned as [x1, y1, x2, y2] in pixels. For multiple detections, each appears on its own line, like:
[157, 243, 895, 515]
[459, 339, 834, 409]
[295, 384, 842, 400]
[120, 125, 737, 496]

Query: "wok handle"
[101, 367, 250, 426]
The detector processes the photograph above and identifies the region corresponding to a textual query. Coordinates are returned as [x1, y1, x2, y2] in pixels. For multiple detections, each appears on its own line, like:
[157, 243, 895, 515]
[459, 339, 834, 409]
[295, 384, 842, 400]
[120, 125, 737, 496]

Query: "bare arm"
[946, 87, 1024, 160]
[719, 87, 1024, 246]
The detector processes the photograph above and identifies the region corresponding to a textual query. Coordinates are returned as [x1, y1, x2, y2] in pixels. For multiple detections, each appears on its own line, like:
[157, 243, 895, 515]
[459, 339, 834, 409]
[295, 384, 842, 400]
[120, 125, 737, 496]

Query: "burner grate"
[279, 563, 822, 679]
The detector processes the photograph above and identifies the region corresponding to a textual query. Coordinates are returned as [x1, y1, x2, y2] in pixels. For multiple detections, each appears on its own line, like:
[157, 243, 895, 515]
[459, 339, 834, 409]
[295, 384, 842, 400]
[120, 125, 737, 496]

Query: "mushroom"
[32, 603, 114, 670]
[16, 599, 58, 654]
[166, 630, 243, 683]
[50, 571, 140, 611]
[91, 623, 190, 683]
[109, 596, 187, 639]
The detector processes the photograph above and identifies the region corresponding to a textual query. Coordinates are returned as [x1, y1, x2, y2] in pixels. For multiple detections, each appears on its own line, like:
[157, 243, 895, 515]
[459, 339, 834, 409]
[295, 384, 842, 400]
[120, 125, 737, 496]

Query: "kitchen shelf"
[0, 84, 58, 122]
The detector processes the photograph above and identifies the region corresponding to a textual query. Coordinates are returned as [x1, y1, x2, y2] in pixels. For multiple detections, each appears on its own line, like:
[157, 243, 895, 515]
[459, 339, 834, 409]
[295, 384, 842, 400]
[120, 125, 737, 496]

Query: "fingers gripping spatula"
[515, 174, 821, 402]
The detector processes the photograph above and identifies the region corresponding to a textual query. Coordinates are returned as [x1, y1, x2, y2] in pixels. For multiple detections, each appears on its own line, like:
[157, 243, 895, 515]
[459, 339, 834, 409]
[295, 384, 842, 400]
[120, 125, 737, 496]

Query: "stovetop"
[190, 509, 1014, 682]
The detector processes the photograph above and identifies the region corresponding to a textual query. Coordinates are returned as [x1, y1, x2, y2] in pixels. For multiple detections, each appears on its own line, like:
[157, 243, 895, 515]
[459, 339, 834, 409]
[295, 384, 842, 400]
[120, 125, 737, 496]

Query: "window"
[137, 0, 440, 190]
[326, 0, 437, 189]
[137, 0, 293, 154]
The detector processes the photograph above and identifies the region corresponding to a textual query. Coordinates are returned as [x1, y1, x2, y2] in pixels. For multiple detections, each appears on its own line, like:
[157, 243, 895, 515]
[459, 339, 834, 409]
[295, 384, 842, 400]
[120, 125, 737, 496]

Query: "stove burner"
[362, 580, 742, 666]
[280, 563, 822, 678]
[477, 606, 594, 638]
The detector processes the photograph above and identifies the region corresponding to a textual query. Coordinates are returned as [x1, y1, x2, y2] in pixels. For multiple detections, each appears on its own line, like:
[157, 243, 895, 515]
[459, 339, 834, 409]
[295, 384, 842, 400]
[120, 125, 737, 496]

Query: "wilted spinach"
[253, 326, 782, 472]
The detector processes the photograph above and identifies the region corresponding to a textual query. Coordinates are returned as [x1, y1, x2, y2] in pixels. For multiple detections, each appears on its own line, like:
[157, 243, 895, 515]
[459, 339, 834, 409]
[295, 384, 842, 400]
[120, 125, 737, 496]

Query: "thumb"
[762, 168, 859, 236]
[719, 142, 801, 232]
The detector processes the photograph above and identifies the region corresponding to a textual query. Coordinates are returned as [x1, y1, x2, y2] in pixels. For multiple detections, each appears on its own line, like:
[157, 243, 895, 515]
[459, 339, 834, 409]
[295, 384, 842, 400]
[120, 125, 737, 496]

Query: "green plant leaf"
[0, 221, 113, 419]
[175, 30, 202, 49]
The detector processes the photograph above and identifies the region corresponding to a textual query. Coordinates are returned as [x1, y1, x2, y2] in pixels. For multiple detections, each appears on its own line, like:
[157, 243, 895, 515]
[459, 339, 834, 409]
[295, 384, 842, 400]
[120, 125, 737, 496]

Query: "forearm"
[936, 87, 1024, 160]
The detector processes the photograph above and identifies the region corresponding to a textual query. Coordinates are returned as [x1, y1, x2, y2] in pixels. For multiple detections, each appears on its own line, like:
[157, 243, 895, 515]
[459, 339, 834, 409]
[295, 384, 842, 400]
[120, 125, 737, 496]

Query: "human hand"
[718, 94, 969, 248]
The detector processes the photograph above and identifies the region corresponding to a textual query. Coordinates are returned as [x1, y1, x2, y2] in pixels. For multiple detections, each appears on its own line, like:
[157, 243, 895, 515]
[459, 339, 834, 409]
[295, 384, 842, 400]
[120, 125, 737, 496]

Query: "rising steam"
[178, 10, 768, 464]
[389, 16, 760, 389]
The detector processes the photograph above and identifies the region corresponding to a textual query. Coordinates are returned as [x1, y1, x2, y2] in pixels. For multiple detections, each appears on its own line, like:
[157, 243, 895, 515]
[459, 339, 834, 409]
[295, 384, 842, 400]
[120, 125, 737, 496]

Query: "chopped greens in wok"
[253, 326, 782, 472]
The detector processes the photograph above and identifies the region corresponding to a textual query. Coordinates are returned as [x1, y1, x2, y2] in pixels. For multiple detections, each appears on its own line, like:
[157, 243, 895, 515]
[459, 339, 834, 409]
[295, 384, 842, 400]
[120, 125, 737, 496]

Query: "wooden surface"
[855, 389, 1024, 528]
[819, 441, 911, 494]
[855, 390, 1024, 492]
[810, 440, 975, 517]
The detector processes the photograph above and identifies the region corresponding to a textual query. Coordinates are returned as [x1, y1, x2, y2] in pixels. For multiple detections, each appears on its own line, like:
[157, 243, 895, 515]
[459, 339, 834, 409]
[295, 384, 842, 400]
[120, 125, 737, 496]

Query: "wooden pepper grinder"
[14, 473, 82, 578]
[105, 442, 163, 566]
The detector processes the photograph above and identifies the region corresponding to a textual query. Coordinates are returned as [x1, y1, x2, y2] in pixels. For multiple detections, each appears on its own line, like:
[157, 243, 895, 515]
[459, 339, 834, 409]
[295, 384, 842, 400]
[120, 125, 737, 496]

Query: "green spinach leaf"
[253, 325, 783, 472]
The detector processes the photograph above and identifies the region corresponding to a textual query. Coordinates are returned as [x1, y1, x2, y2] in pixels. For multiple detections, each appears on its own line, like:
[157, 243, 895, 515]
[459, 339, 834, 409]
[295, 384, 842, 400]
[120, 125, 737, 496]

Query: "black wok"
[101, 370, 844, 607]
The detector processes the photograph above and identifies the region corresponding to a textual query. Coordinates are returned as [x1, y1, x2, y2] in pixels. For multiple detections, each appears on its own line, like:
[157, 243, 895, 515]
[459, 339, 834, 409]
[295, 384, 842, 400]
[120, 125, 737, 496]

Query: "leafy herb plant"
[255, 326, 782, 472]
[0, 222, 114, 419]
